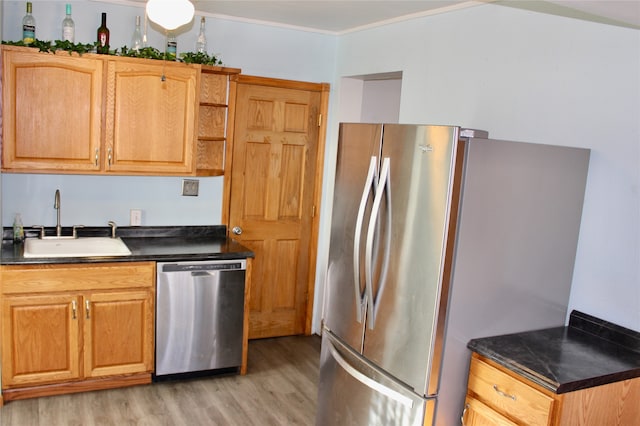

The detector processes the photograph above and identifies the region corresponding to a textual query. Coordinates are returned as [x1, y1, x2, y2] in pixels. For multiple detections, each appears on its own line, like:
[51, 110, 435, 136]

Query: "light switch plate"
[182, 179, 199, 196]
[130, 209, 142, 226]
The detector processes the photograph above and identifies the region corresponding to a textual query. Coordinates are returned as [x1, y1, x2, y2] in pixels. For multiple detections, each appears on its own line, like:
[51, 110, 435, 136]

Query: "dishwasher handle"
[160, 261, 246, 273]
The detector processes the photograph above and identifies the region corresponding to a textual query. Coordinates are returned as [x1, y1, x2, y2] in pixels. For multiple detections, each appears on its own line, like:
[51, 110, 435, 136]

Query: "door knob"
[232, 226, 243, 235]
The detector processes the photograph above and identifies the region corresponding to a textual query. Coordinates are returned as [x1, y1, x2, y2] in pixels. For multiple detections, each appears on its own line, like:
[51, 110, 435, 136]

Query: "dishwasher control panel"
[160, 260, 246, 273]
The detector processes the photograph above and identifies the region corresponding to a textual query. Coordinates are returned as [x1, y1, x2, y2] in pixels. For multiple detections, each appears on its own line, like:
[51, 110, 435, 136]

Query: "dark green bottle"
[97, 12, 110, 54]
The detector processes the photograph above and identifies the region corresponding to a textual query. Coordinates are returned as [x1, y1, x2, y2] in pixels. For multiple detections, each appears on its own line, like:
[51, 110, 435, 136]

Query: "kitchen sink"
[23, 237, 132, 258]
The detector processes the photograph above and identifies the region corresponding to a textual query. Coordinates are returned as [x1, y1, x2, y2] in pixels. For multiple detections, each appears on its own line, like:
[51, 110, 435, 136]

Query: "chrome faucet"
[54, 189, 62, 237]
[108, 221, 117, 238]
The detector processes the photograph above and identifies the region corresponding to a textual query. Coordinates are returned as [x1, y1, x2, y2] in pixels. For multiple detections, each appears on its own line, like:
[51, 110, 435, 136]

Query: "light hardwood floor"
[0, 335, 321, 426]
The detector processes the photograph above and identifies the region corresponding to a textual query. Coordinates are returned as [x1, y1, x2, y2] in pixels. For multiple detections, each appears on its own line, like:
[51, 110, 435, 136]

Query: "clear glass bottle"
[131, 16, 143, 51]
[22, 2, 36, 45]
[196, 17, 207, 54]
[62, 4, 75, 42]
[166, 32, 177, 60]
[142, 13, 149, 47]
[13, 214, 24, 243]
[97, 12, 110, 54]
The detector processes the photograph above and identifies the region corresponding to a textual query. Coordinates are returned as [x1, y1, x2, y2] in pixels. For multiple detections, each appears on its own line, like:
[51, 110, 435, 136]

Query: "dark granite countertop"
[1, 226, 254, 265]
[468, 311, 640, 394]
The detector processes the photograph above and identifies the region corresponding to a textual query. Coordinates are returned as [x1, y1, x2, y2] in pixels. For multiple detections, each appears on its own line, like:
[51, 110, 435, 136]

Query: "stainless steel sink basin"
[23, 237, 132, 258]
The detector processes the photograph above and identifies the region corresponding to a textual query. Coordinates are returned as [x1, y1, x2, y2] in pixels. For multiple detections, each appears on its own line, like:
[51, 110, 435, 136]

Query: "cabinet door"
[83, 289, 154, 377]
[104, 58, 198, 175]
[1, 293, 81, 387]
[1, 48, 103, 172]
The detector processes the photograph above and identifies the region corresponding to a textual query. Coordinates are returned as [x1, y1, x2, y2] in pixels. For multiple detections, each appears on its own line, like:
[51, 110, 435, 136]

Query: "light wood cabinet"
[83, 289, 154, 378]
[0, 262, 155, 401]
[1, 293, 81, 386]
[104, 57, 199, 175]
[463, 353, 640, 425]
[195, 66, 240, 176]
[1, 45, 240, 176]
[1, 47, 103, 173]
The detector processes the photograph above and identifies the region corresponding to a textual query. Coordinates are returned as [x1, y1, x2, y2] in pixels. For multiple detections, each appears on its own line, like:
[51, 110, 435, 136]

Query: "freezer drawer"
[317, 331, 432, 426]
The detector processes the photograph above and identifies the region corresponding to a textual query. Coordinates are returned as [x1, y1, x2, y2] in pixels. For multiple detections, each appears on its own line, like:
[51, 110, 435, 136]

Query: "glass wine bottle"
[166, 32, 177, 60]
[97, 12, 110, 54]
[62, 4, 75, 42]
[131, 16, 143, 51]
[22, 2, 36, 45]
[196, 17, 207, 53]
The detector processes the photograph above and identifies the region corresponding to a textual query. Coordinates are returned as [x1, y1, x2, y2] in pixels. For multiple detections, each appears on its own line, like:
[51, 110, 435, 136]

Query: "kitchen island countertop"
[468, 310, 640, 394]
[1, 225, 253, 264]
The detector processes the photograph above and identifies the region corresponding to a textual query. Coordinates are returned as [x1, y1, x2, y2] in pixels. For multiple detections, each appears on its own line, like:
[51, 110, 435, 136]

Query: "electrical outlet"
[130, 209, 142, 226]
[182, 179, 199, 196]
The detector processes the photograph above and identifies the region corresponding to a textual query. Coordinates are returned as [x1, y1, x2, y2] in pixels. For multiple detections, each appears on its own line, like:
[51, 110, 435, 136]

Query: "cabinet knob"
[232, 226, 243, 235]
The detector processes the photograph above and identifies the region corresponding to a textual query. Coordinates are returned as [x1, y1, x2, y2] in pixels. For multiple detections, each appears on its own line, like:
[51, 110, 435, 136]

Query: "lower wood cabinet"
[0, 262, 155, 401]
[84, 289, 153, 378]
[463, 353, 640, 425]
[2, 292, 82, 386]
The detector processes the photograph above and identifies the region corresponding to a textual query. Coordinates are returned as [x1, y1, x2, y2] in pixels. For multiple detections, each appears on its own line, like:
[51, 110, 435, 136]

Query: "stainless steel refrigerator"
[317, 123, 590, 425]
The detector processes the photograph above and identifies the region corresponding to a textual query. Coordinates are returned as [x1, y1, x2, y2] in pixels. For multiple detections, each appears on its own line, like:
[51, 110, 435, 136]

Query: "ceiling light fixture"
[146, 0, 195, 31]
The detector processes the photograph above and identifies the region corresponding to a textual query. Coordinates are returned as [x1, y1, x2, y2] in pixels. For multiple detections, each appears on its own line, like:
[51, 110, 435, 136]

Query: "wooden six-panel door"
[228, 76, 328, 339]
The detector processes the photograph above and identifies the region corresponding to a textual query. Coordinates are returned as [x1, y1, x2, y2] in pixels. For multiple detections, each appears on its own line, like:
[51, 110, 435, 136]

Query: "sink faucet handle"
[54, 189, 62, 237]
[72, 225, 85, 239]
[32, 226, 45, 239]
[107, 221, 117, 238]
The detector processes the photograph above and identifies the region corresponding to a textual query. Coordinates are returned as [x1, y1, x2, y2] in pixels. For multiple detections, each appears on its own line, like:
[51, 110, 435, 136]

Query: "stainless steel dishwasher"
[155, 259, 246, 379]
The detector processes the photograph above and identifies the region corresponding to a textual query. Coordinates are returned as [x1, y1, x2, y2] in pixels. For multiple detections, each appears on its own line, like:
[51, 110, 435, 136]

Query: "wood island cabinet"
[0, 262, 155, 402]
[1, 44, 240, 176]
[463, 353, 640, 425]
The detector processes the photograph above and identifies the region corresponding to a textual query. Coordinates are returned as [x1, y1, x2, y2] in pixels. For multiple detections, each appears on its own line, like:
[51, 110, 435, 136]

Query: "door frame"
[222, 74, 330, 334]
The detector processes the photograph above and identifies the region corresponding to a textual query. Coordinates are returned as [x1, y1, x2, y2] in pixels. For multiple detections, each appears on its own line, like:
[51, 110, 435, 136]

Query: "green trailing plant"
[179, 51, 222, 66]
[52, 40, 97, 55]
[1, 39, 222, 65]
[1, 39, 97, 55]
[120, 45, 166, 60]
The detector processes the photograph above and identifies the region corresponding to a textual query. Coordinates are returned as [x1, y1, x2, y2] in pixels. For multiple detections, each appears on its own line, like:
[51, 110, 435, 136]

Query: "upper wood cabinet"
[1, 45, 240, 176]
[195, 66, 240, 176]
[1, 47, 103, 173]
[104, 57, 198, 175]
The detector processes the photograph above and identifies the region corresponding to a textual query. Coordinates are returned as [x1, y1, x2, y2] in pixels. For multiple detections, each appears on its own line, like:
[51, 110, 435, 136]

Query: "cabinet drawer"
[462, 395, 518, 426]
[467, 356, 554, 425]
[1, 262, 155, 293]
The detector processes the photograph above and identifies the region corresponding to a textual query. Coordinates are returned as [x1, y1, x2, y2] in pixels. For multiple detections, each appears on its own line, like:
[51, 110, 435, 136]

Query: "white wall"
[318, 4, 640, 332]
[0, 0, 336, 227]
[1, 174, 225, 227]
[360, 78, 402, 123]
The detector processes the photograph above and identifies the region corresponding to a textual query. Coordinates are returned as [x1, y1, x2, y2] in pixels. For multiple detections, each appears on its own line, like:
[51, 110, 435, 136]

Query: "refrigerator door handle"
[365, 157, 392, 330]
[353, 156, 378, 323]
[328, 341, 414, 408]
